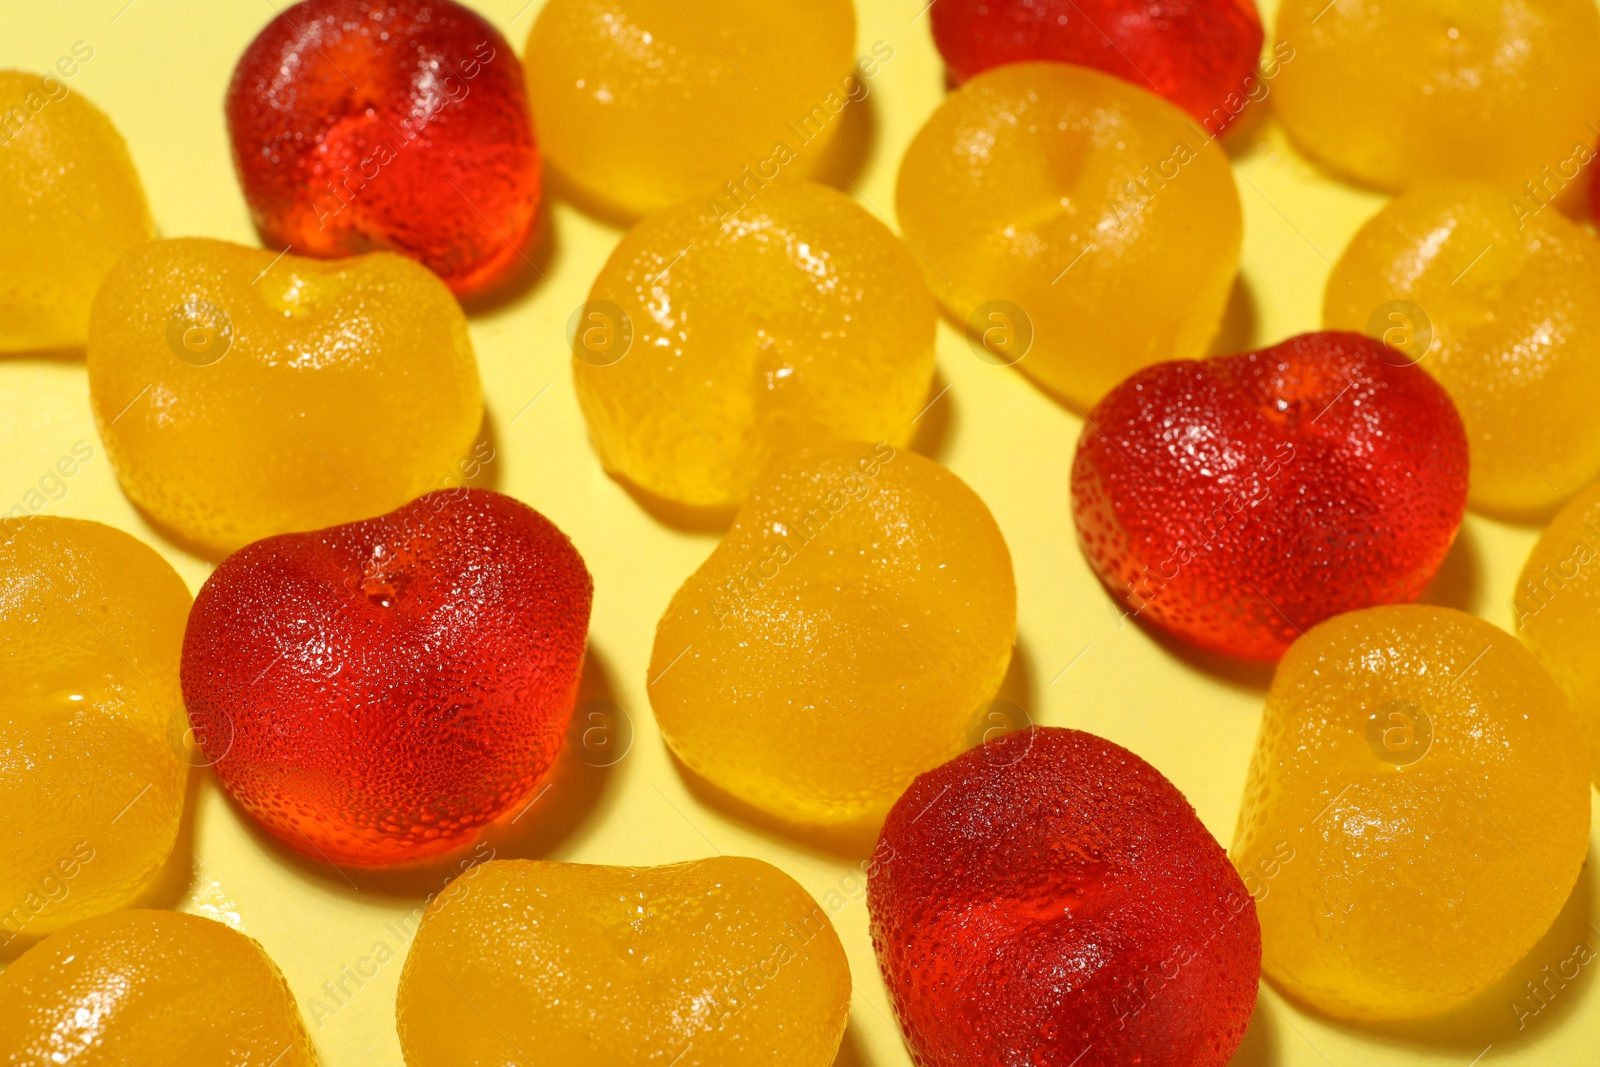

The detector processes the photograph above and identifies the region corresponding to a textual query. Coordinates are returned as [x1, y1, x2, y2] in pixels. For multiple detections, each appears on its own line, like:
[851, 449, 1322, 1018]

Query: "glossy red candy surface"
[226, 0, 539, 296]
[930, 0, 1265, 133]
[868, 727, 1259, 1067]
[181, 489, 591, 866]
[1072, 331, 1468, 661]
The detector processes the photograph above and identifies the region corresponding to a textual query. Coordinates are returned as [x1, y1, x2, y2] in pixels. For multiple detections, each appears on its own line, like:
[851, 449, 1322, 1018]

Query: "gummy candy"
[1326, 183, 1600, 517]
[1594, 140, 1600, 218]
[1273, 0, 1600, 192]
[525, 0, 857, 218]
[1072, 331, 1468, 661]
[1515, 479, 1600, 785]
[574, 180, 936, 509]
[181, 489, 591, 866]
[1232, 605, 1589, 1019]
[0, 68, 153, 353]
[397, 857, 850, 1066]
[869, 726, 1260, 1067]
[897, 62, 1241, 406]
[86, 237, 482, 555]
[0, 909, 318, 1066]
[0, 518, 190, 946]
[650, 441, 1015, 827]
[228, 0, 539, 296]
[930, 0, 1266, 133]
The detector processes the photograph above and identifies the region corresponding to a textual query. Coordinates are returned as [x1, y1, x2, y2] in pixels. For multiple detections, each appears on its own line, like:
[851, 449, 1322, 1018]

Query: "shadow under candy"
[456, 189, 559, 318]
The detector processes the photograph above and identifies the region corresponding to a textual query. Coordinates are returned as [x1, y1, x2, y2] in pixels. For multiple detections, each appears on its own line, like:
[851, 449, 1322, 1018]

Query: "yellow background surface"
[3, 1, 1598, 1064]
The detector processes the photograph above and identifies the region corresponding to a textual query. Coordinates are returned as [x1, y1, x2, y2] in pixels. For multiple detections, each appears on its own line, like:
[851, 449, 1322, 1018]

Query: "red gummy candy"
[930, 0, 1265, 133]
[226, 0, 540, 296]
[868, 727, 1259, 1067]
[181, 489, 591, 866]
[1072, 331, 1468, 662]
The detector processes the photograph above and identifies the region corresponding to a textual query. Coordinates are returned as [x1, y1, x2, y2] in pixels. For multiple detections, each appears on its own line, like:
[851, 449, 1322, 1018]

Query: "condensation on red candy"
[930, 0, 1266, 133]
[226, 0, 540, 296]
[181, 489, 591, 866]
[1071, 331, 1468, 662]
[868, 727, 1259, 1067]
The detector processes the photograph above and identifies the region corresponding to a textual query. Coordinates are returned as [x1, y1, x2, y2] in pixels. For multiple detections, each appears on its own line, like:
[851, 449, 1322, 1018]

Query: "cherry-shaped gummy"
[1071, 331, 1468, 661]
[868, 726, 1260, 1067]
[226, 0, 540, 296]
[930, 0, 1265, 133]
[181, 489, 591, 866]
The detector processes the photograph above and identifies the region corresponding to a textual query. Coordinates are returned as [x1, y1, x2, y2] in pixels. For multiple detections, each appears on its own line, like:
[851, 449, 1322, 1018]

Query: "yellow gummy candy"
[649, 440, 1016, 826]
[1516, 478, 1600, 785]
[0, 910, 319, 1065]
[0, 518, 190, 946]
[397, 857, 850, 1067]
[0, 69, 154, 353]
[525, 0, 857, 218]
[574, 180, 936, 510]
[1325, 183, 1600, 517]
[1273, 0, 1600, 193]
[1232, 605, 1589, 1020]
[86, 238, 483, 554]
[896, 61, 1241, 407]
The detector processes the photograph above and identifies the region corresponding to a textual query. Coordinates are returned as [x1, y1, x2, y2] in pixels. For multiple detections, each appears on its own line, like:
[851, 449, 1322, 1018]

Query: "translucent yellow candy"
[0, 909, 319, 1065]
[87, 238, 483, 554]
[0, 518, 190, 947]
[896, 61, 1241, 406]
[525, 0, 857, 218]
[649, 441, 1015, 826]
[1325, 183, 1600, 517]
[1273, 0, 1600, 192]
[1232, 605, 1589, 1020]
[1516, 479, 1600, 785]
[574, 181, 936, 509]
[397, 857, 850, 1066]
[0, 68, 154, 353]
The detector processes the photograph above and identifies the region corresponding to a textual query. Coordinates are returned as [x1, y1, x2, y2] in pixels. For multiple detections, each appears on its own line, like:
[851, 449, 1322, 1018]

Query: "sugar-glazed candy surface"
[1516, 478, 1600, 786]
[1073, 331, 1468, 661]
[575, 180, 936, 509]
[227, 0, 540, 296]
[397, 857, 850, 1066]
[1233, 605, 1589, 1019]
[650, 441, 1015, 826]
[870, 726, 1260, 1067]
[931, 0, 1266, 133]
[0, 518, 191, 946]
[525, 0, 857, 218]
[87, 237, 482, 554]
[0, 67, 153, 352]
[181, 490, 591, 866]
[1273, 0, 1600, 192]
[1326, 183, 1600, 517]
[0, 910, 319, 1066]
[897, 62, 1241, 406]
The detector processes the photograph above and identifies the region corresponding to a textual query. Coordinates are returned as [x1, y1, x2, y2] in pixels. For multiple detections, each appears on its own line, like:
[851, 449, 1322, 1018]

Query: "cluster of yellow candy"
[6, 0, 1600, 1060]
